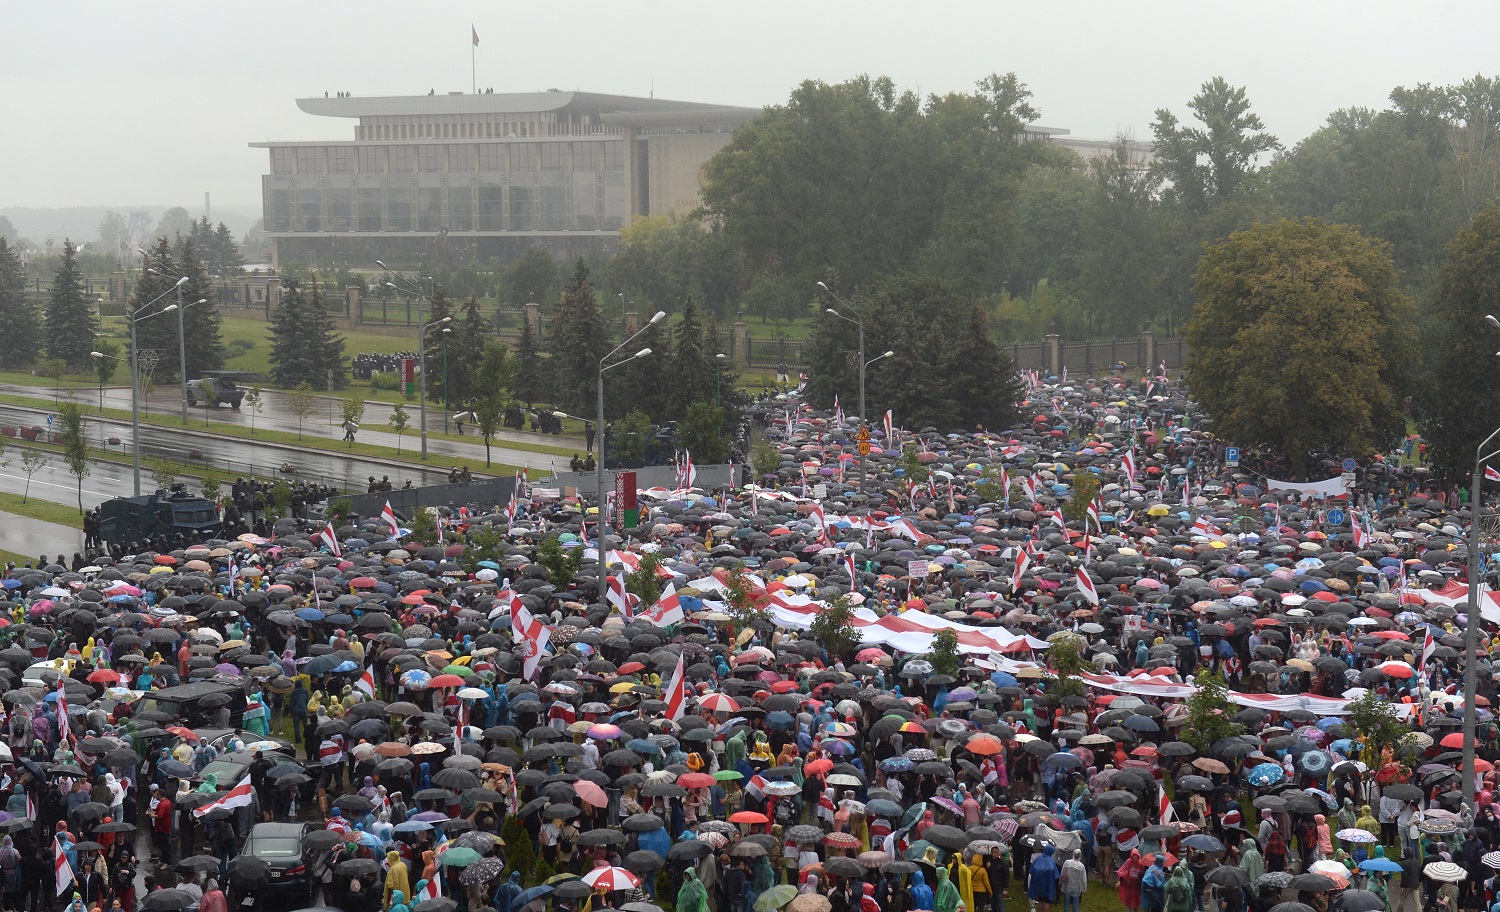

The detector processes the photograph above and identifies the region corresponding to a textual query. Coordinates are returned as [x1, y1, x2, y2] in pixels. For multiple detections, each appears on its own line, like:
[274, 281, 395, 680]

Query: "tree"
[199, 469, 223, 508]
[97, 211, 129, 259]
[1043, 635, 1097, 699]
[1062, 474, 1101, 524]
[339, 395, 366, 447]
[149, 457, 179, 492]
[547, 261, 611, 414]
[0, 238, 40, 369]
[668, 297, 717, 416]
[1346, 688, 1409, 759]
[624, 551, 664, 609]
[153, 207, 195, 241]
[679, 402, 729, 464]
[170, 237, 226, 378]
[926, 628, 961, 677]
[45, 241, 94, 371]
[536, 535, 585, 589]
[808, 595, 860, 662]
[1186, 218, 1416, 478]
[407, 506, 440, 546]
[445, 295, 490, 407]
[389, 402, 410, 453]
[0, 215, 16, 243]
[1181, 669, 1244, 753]
[92, 340, 119, 411]
[269, 279, 347, 388]
[285, 382, 319, 439]
[723, 564, 771, 633]
[1151, 77, 1281, 216]
[610, 410, 653, 467]
[57, 402, 89, 514]
[243, 385, 263, 435]
[513, 320, 544, 407]
[420, 288, 456, 405]
[499, 247, 561, 305]
[1422, 205, 1500, 484]
[1076, 136, 1165, 335]
[19, 449, 45, 504]
[472, 341, 517, 466]
[610, 315, 671, 421]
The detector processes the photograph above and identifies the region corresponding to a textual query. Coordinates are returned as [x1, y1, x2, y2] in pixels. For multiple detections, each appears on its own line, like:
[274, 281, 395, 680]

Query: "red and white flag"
[883, 410, 894, 446]
[1351, 513, 1367, 549]
[318, 523, 342, 557]
[1075, 567, 1099, 606]
[605, 575, 638, 621]
[420, 867, 442, 902]
[1158, 783, 1174, 823]
[318, 737, 345, 766]
[1422, 628, 1436, 668]
[1011, 548, 1031, 591]
[1022, 475, 1038, 504]
[1486, 467, 1500, 482]
[1192, 516, 1219, 536]
[53, 836, 73, 897]
[471, 25, 479, 47]
[512, 602, 551, 681]
[192, 780, 255, 818]
[1086, 498, 1102, 532]
[999, 467, 1010, 504]
[354, 667, 376, 700]
[1181, 476, 1191, 507]
[844, 554, 858, 593]
[382, 501, 401, 539]
[1121, 450, 1137, 487]
[641, 583, 684, 627]
[25, 791, 36, 823]
[664, 654, 687, 722]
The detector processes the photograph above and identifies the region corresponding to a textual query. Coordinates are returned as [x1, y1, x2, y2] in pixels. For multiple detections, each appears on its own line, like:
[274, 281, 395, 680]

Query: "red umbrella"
[698, 694, 739, 713]
[1376, 661, 1416, 679]
[678, 772, 716, 789]
[87, 669, 120, 684]
[429, 674, 465, 688]
[574, 780, 608, 808]
[729, 811, 769, 824]
[804, 758, 834, 776]
[1440, 732, 1466, 749]
[581, 867, 639, 891]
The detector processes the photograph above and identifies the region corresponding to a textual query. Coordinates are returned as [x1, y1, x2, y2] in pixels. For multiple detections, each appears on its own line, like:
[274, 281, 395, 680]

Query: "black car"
[242, 822, 315, 899]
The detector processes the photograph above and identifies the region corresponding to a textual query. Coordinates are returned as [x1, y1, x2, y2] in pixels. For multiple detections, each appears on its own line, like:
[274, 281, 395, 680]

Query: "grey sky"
[5, 0, 1498, 213]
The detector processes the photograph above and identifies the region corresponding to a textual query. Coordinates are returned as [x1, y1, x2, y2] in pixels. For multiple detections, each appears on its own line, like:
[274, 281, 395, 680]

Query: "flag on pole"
[192, 781, 256, 818]
[453, 701, 465, 754]
[1075, 567, 1099, 605]
[844, 554, 858, 593]
[663, 654, 687, 722]
[419, 868, 442, 902]
[472, 25, 479, 46]
[1022, 475, 1038, 504]
[1086, 498, 1102, 532]
[1350, 513, 1367, 549]
[681, 451, 697, 487]
[1487, 466, 1500, 482]
[53, 836, 73, 897]
[1011, 548, 1031, 591]
[318, 523, 342, 557]
[832, 395, 844, 427]
[26, 791, 36, 823]
[1158, 783, 1174, 823]
[605, 576, 638, 621]
[1121, 450, 1137, 487]
[382, 501, 401, 539]
[1000, 467, 1010, 507]
[1181, 476, 1191, 507]
[883, 410, 894, 446]
[1422, 628, 1436, 668]
[511, 601, 550, 681]
[640, 583, 685, 627]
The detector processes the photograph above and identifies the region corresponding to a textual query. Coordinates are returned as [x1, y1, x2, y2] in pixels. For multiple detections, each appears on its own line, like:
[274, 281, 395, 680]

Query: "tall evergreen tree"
[0, 238, 41, 369]
[172, 237, 225, 379]
[267, 280, 313, 388]
[446, 295, 489, 407]
[421, 288, 455, 405]
[611, 316, 672, 421]
[45, 240, 95, 370]
[547, 260, 611, 414]
[514, 320, 544, 406]
[669, 296, 717, 417]
[212, 222, 245, 275]
[129, 237, 180, 381]
[306, 280, 348, 389]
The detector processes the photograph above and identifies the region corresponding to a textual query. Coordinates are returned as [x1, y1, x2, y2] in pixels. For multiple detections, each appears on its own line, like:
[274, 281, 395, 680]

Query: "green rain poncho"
[935, 868, 960, 912]
[1239, 837, 1264, 884]
[678, 871, 708, 912]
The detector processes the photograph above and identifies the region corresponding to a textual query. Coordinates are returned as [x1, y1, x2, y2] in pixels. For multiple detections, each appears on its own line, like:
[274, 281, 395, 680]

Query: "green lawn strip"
[0, 550, 40, 569]
[0, 392, 563, 469]
[0, 492, 84, 529]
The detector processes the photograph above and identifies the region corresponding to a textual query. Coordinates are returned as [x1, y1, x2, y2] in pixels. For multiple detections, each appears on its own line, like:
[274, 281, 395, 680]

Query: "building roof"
[296, 91, 761, 122]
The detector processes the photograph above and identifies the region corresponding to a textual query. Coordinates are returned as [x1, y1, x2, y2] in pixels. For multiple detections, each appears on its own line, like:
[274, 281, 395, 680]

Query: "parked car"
[242, 822, 316, 899]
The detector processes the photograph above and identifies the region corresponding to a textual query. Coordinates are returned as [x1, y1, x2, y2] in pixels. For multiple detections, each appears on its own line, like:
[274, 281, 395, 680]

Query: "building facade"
[251, 91, 761, 267]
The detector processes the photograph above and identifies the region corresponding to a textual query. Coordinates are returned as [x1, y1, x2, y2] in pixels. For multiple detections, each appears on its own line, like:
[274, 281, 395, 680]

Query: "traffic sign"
[1342, 458, 1358, 472]
[856, 427, 871, 443]
[1326, 508, 1346, 526]
[857, 440, 872, 456]
[1224, 446, 1240, 466]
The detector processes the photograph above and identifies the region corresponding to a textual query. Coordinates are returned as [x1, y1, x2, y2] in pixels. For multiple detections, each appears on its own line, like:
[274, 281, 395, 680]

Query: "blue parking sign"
[1224, 446, 1240, 464]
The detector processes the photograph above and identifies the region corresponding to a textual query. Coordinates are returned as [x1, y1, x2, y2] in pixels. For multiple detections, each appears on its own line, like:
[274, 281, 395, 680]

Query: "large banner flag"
[192, 780, 255, 818]
[54, 836, 73, 897]
[1076, 568, 1100, 606]
[318, 524, 342, 557]
[382, 501, 401, 539]
[511, 603, 551, 681]
[641, 583, 685, 627]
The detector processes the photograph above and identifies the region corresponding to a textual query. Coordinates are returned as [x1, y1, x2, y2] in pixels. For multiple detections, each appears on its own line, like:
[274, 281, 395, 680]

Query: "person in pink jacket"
[1315, 814, 1333, 860]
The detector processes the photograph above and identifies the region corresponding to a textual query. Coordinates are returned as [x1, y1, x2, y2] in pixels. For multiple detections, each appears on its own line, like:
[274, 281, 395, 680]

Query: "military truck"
[186, 372, 247, 409]
[98, 483, 221, 546]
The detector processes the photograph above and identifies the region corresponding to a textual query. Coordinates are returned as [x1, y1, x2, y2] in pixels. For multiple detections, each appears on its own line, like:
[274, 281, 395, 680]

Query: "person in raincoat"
[679, 870, 709, 912]
[1356, 805, 1380, 841]
[949, 854, 974, 912]
[1139, 857, 1167, 912]
[387, 890, 409, 912]
[935, 868, 961, 912]
[1239, 837, 1263, 885]
[493, 873, 522, 912]
[1163, 865, 1194, 912]
[1117, 849, 1147, 912]
[383, 850, 410, 910]
[908, 871, 934, 909]
[1027, 845, 1060, 912]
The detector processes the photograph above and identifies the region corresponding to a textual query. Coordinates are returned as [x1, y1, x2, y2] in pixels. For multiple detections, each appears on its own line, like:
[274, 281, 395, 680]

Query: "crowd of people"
[0, 371, 1495, 912]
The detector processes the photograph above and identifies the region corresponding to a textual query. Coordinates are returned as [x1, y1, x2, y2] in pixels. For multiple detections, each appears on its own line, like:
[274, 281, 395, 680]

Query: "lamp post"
[819, 282, 873, 486]
[715, 353, 727, 405]
[126, 278, 188, 495]
[379, 262, 448, 460]
[442, 327, 452, 433]
[596, 310, 666, 604]
[1462, 313, 1500, 801]
[172, 297, 206, 426]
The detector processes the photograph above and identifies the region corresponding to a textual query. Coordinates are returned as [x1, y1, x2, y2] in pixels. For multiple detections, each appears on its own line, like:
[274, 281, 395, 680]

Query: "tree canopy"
[1186, 218, 1416, 476]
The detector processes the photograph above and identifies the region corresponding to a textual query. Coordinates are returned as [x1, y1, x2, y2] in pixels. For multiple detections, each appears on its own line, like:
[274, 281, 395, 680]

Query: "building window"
[419, 145, 446, 171]
[478, 144, 503, 171]
[541, 143, 568, 170]
[327, 147, 354, 172]
[511, 143, 538, 171]
[573, 142, 602, 170]
[604, 141, 624, 170]
[272, 148, 294, 174]
[358, 146, 386, 172]
[388, 146, 417, 172]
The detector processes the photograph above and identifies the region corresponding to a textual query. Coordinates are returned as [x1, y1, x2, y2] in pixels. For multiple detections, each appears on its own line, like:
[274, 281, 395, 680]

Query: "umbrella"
[142, 891, 195, 912]
[1331, 891, 1386, 912]
[459, 857, 506, 886]
[1205, 867, 1250, 888]
[754, 885, 798, 912]
[582, 867, 641, 891]
[1287, 873, 1338, 891]
[1424, 862, 1466, 882]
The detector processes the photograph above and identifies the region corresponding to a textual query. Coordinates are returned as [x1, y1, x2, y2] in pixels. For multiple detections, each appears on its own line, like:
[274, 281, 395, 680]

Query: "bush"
[370, 372, 402, 391]
[226, 339, 256, 356]
[500, 816, 533, 882]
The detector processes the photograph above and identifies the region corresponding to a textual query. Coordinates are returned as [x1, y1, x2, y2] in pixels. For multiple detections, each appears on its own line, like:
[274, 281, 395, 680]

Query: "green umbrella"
[714, 770, 743, 781]
[438, 847, 482, 868]
[755, 885, 798, 912]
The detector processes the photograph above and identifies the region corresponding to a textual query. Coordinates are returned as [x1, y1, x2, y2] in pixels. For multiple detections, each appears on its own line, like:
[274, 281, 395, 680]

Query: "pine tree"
[268, 280, 311, 387]
[212, 222, 244, 275]
[949, 302, 1021, 432]
[446, 295, 489, 407]
[514, 320, 544, 407]
[421, 288, 455, 404]
[611, 316, 671, 421]
[131, 237, 181, 379]
[45, 241, 95, 370]
[0, 238, 41, 369]
[547, 260, 610, 414]
[306, 280, 348, 389]
[669, 295, 717, 417]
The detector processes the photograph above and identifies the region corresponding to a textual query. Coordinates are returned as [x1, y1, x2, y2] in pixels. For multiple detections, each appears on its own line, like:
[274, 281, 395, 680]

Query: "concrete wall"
[646, 133, 735, 217]
[548, 464, 740, 496]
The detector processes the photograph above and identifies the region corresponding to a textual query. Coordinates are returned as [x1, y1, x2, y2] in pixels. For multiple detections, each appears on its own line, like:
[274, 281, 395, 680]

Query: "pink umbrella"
[574, 780, 608, 808]
[586, 724, 622, 741]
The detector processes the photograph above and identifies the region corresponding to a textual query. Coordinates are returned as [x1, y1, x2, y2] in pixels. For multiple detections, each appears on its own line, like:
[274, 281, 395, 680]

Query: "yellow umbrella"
[1147, 504, 1171, 517]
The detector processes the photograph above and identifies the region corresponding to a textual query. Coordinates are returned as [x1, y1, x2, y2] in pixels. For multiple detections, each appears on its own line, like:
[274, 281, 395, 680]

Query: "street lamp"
[1463, 314, 1500, 802]
[819, 282, 871, 485]
[715, 353, 727, 405]
[441, 326, 452, 434]
[380, 264, 448, 460]
[114, 277, 188, 495]
[172, 298, 206, 426]
[596, 311, 666, 604]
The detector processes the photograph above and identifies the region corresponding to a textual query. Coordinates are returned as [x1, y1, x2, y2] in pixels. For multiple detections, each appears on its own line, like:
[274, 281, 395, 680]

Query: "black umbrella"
[1205, 867, 1250, 887]
[922, 825, 968, 851]
[141, 890, 195, 912]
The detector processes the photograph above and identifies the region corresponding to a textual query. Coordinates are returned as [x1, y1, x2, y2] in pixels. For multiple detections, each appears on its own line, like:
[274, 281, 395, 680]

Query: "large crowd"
[0, 371, 1494, 912]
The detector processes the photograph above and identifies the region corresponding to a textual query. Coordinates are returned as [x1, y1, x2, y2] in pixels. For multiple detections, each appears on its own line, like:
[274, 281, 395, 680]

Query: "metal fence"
[1009, 335, 1188, 374]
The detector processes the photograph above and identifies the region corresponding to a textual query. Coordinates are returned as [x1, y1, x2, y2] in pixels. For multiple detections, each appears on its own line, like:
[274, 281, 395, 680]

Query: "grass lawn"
[0, 550, 36, 569]
[0, 492, 84, 529]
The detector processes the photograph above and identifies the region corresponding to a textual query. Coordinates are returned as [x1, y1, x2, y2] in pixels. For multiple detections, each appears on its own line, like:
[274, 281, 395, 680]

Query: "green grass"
[0, 492, 84, 529]
[0, 550, 37, 569]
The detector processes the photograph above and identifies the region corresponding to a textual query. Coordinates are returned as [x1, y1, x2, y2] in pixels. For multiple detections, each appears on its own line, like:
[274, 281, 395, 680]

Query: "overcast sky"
[5, 0, 1498, 213]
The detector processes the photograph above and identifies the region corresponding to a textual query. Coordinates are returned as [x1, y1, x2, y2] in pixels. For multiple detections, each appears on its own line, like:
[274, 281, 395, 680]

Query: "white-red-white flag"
[1158, 782, 1174, 823]
[605, 575, 638, 621]
[1121, 450, 1137, 487]
[354, 667, 376, 700]
[1487, 467, 1500, 482]
[318, 523, 342, 557]
[53, 836, 73, 896]
[664, 654, 687, 722]
[192, 780, 255, 818]
[641, 583, 684, 627]
[844, 554, 858, 593]
[382, 501, 401, 539]
[1422, 628, 1436, 669]
[1011, 548, 1031, 592]
[883, 410, 894, 446]
[1076, 567, 1100, 606]
[511, 601, 551, 681]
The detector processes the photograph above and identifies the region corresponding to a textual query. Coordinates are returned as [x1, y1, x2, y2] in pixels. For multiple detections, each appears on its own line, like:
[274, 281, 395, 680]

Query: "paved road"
[0, 508, 83, 559]
[3, 383, 580, 464]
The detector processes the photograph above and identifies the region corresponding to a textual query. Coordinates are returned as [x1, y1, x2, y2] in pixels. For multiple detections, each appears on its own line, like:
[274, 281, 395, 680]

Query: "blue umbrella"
[1359, 857, 1402, 873]
[332, 660, 360, 673]
[765, 711, 795, 730]
[627, 738, 661, 756]
[1042, 752, 1082, 770]
[879, 757, 913, 773]
[296, 607, 325, 621]
[1246, 763, 1284, 787]
[394, 821, 433, 833]
[990, 672, 1018, 689]
[513, 886, 553, 908]
[1316, 717, 1345, 731]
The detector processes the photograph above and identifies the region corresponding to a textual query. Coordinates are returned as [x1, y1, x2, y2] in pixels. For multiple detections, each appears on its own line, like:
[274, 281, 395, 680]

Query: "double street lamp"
[379, 262, 449, 460]
[1462, 314, 1500, 800]
[818, 282, 895, 486]
[97, 276, 187, 495]
[596, 310, 666, 604]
